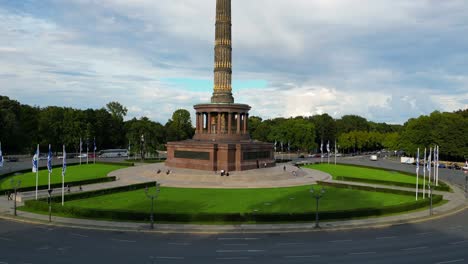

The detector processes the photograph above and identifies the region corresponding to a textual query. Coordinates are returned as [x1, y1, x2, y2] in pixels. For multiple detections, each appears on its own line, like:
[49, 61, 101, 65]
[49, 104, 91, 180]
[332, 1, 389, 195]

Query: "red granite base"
[165, 140, 275, 172]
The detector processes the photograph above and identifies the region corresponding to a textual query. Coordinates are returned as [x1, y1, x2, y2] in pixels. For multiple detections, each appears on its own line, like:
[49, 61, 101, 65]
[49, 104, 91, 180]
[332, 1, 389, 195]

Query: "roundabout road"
[0, 209, 467, 264]
[0, 157, 467, 263]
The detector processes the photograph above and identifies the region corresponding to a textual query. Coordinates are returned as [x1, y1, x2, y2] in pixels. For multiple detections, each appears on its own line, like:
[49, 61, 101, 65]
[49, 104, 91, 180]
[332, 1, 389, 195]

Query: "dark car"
[438, 164, 446, 169]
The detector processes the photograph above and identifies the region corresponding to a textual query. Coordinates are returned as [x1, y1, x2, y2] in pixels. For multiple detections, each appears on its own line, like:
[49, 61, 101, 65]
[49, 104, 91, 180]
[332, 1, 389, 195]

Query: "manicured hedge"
[306, 162, 451, 192]
[0, 163, 81, 180]
[23, 182, 443, 223]
[331, 176, 450, 192]
[25, 181, 154, 205]
[2, 176, 117, 194]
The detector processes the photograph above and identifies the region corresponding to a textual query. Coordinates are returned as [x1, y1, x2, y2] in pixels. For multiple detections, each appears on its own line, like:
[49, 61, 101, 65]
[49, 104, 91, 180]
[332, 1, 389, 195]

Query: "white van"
[370, 155, 378, 161]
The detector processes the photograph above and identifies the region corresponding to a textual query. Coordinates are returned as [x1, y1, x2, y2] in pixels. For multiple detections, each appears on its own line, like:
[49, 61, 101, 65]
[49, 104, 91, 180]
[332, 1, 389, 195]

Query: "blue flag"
[0, 142, 3, 168]
[94, 137, 97, 151]
[62, 145, 67, 176]
[47, 144, 53, 173]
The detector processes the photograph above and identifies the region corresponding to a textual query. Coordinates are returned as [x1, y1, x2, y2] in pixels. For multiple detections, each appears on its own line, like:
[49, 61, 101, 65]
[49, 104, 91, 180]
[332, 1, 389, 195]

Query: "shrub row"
[0, 162, 81, 180]
[305, 162, 451, 192]
[24, 196, 442, 223]
[25, 181, 155, 204]
[23, 185, 443, 223]
[331, 176, 450, 192]
[2, 176, 117, 194]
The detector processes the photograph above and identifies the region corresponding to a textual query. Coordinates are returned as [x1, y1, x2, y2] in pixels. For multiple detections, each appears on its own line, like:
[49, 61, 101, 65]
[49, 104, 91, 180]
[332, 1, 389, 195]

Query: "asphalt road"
[0, 155, 467, 263]
[0, 209, 467, 264]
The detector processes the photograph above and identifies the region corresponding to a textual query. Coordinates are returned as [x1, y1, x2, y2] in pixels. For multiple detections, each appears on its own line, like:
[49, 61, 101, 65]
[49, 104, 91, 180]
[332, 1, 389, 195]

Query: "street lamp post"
[310, 186, 326, 228]
[464, 174, 467, 199]
[48, 189, 53, 222]
[145, 182, 160, 229]
[140, 134, 145, 161]
[10, 178, 21, 216]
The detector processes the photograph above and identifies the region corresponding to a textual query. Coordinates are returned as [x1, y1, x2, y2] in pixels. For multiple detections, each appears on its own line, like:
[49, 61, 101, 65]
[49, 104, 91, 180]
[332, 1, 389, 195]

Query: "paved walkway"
[0, 163, 466, 233]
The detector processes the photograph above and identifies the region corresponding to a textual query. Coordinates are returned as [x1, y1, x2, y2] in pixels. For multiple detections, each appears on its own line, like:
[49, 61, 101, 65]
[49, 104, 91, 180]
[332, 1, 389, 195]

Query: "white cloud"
[0, 0, 467, 124]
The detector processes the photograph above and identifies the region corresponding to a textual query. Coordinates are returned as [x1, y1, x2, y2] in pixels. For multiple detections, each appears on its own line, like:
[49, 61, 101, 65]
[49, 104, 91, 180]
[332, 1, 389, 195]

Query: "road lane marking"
[416, 232, 434, 236]
[216, 257, 251, 260]
[70, 233, 88, 238]
[223, 243, 248, 246]
[0, 237, 12, 241]
[349, 251, 376, 255]
[401, 246, 428, 251]
[376, 236, 397, 240]
[284, 255, 320, 258]
[36, 246, 50, 250]
[216, 249, 265, 253]
[218, 237, 260, 241]
[168, 242, 191, 246]
[0, 261, 8, 264]
[449, 240, 467, 245]
[110, 238, 136, 243]
[329, 239, 352, 243]
[155, 257, 185, 260]
[276, 242, 304, 246]
[435, 259, 464, 264]
[448, 226, 463, 230]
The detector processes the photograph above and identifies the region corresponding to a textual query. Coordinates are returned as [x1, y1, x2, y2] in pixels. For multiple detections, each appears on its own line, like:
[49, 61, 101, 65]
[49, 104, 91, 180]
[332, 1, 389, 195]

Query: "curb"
[1, 202, 466, 234]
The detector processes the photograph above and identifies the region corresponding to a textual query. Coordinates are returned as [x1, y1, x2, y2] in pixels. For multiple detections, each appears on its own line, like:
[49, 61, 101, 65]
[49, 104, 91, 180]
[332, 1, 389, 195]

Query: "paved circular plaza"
[109, 162, 332, 189]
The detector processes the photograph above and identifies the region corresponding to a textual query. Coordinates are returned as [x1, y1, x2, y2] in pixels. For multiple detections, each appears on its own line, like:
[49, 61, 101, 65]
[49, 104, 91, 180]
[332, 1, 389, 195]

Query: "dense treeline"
[0, 96, 193, 156]
[0, 96, 466, 160]
[249, 110, 467, 161]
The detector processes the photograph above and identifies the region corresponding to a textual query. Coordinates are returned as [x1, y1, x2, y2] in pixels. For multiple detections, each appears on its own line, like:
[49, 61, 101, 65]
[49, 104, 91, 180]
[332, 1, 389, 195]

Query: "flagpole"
[423, 148, 426, 199]
[320, 140, 323, 164]
[416, 148, 419, 201]
[436, 145, 439, 186]
[327, 141, 330, 165]
[334, 140, 337, 166]
[48, 144, 51, 190]
[62, 144, 65, 206]
[86, 141, 89, 164]
[94, 137, 96, 164]
[79, 138, 82, 165]
[35, 144, 39, 200]
[428, 147, 432, 185]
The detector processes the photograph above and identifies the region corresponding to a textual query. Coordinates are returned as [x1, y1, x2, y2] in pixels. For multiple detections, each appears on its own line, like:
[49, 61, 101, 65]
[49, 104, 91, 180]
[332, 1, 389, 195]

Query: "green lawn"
[305, 163, 417, 185]
[0, 163, 126, 190]
[62, 185, 417, 214]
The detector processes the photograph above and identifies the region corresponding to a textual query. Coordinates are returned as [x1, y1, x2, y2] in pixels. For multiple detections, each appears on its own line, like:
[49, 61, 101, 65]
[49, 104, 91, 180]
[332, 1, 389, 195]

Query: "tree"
[337, 115, 369, 134]
[166, 109, 194, 142]
[106, 101, 128, 121]
[248, 116, 263, 136]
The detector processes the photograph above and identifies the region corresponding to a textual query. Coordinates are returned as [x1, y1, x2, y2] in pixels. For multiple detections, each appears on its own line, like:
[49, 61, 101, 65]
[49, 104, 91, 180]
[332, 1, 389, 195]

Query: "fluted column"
[208, 113, 212, 134]
[212, 0, 234, 104]
[236, 113, 241, 134]
[228, 113, 232, 135]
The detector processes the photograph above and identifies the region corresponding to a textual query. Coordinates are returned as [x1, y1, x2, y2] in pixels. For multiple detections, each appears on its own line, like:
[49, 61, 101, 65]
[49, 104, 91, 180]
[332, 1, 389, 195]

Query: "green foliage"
[165, 109, 195, 142]
[399, 111, 468, 160]
[0, 163, 127, 191]
[23, 184, 441, 223]
[125, 117, 165, 158]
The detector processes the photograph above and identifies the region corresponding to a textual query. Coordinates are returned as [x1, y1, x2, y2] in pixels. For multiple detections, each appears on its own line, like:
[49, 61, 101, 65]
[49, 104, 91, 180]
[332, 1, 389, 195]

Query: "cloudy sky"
[1, 0, 467, 124]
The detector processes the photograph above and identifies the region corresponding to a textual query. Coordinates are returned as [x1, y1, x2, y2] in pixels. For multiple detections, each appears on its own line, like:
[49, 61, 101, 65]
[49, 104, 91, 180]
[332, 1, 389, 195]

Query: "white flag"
[32, 147, 39, 173]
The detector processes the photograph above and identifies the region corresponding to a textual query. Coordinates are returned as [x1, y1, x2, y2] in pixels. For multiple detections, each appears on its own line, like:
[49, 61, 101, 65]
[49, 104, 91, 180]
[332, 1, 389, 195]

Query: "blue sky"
[0, 0, 467, 124]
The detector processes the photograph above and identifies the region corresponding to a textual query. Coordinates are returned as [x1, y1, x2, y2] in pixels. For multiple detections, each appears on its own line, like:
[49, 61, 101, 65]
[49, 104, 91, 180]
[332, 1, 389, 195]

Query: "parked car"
[438, 164, 446, 169]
